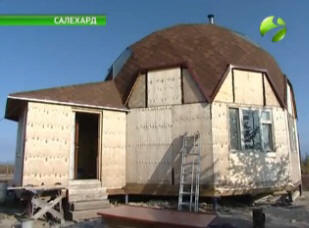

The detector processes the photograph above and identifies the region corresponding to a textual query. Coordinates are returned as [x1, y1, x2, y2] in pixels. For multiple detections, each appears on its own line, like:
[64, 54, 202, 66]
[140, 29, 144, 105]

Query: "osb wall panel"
[128, 73, 146, 108]
[213, 102, 290, 193]
[211, 103, 230, 187]
[214, 69, 233, 103]
[182, 69, 205, 103]
[101, 110, 126, 188]
[13, 108, 26, 186]
[147, 68, 181, 107]
[23, 102, 73, 186]
[126, 107, 172, 184]
[126, 103, 213, 187]
[172, 103, 212, 186]
[264, 75, 280, 107]
[288, 116, 301, 184]
[286, 83, 295, 116]
[234, 70, 264, 105]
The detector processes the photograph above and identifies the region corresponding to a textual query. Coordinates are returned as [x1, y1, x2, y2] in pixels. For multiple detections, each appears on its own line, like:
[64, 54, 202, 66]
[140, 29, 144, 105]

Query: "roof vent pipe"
[208, 14, 214, 24]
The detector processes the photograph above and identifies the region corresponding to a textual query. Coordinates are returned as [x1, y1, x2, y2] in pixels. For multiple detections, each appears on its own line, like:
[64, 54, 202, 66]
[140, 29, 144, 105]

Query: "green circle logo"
[260, 16, 287, 42]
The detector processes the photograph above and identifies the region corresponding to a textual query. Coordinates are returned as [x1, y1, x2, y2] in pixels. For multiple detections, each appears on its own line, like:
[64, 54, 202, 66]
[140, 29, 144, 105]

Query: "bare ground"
[0, 192, 308, 228]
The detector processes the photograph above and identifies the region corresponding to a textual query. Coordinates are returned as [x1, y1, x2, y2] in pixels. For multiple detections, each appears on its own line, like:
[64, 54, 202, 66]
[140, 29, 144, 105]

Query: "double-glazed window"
[229, 108, 274, 152]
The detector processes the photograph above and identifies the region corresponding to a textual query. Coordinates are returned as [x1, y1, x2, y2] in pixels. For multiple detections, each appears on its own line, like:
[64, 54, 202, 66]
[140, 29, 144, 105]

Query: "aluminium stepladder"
[177, 131, 201, 212]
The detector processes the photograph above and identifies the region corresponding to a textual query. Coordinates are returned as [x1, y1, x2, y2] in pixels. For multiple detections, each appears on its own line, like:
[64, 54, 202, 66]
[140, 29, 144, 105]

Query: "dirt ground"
[0, 191, 308, 228]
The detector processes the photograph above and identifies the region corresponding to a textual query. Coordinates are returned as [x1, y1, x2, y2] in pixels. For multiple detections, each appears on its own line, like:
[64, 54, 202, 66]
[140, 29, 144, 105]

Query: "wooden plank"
[69, 208, 103, 221]
[71, 199, 110, 211]
[107, 188, 126, 195]
[98, 206, 216, 228]
[23, 102, 73, 186]
[182, 69, 205, 103]
[101, 111, 126, 188]
[123, 183, 215, 197]
[69, 179, 101, 189]
[8, 185, 66, 191]
[147, 68, 182, 107]
[264, 75, 280, 107]
[214, 69, 233, 103]
[68, 189, 107, 202]
[234, 70, 264, 105]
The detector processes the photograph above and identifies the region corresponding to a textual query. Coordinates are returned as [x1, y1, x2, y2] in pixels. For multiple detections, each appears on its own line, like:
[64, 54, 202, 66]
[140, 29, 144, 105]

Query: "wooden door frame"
[72, 109, 102, 181]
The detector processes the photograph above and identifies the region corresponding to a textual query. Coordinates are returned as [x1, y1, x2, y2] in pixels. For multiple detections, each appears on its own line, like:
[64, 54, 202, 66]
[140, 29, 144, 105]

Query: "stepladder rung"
[179, 202, 191, 206]
[180, 191, 195, 195]
[184, 152, 200, 156]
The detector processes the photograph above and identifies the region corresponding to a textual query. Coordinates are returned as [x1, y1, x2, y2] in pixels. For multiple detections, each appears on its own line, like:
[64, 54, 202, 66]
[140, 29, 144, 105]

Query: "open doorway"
[74, 112, 100, 179]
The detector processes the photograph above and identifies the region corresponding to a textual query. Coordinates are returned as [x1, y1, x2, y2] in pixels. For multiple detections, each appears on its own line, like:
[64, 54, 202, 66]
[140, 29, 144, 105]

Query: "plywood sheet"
[214, 69, 233, 103]
[234, 70, 263, 105]
[22, 102, 74, 186]
[182, 69, 205, 103]
[126, 106, 172, 185]
[272, 108, 292, 185]
[101, 110, 126, 188]
[211, 103, 230, 187]
[286, 83, 296, 116]
[13, 107, 27, 186]
[126, 103, 213, 188]
[147, 68, 181, 107]
[285, 114, 301, 184]
[128, 73, 146, 108]
[264, 75, 280, 107]
[172, 103, 212, 186]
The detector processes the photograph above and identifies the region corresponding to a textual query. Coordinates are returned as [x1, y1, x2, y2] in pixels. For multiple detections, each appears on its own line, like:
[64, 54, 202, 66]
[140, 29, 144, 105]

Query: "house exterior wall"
[22, 102, 74, 186]
[101, 110, 126, 188]
[125, 67, 213, 195]
[18, 102, 127, 189]
[212, 68, 301, 195]
[287, 116, 301, 185]
[212, 103, 291, 195]
[13, 66, 300, 197]
[126, 103, 213, 195]
[13, 107, 27, 186]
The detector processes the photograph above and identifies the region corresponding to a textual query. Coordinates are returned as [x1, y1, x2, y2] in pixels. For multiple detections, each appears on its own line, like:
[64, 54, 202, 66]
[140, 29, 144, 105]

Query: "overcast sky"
[0, 0, 308, 162]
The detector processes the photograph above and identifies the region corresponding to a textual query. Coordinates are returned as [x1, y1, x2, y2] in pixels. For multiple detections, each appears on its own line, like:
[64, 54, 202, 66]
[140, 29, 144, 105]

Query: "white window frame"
[230, 107, 274, 153]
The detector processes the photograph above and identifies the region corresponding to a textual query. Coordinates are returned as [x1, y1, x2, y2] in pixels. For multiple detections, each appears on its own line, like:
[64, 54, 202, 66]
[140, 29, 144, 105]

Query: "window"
[229, 108, 241, 150]
[261, 111, 273, 151]
[229, 108, 274, 152]
[288, 115, 297, 152]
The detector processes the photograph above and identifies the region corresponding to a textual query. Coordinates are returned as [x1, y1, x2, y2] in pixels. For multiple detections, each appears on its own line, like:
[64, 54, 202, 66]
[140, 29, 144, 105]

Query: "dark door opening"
[74, 112, 99, 179]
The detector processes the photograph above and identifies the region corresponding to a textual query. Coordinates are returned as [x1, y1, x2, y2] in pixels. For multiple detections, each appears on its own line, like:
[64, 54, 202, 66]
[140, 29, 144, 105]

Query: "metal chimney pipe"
[208, 14, 214, 24]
